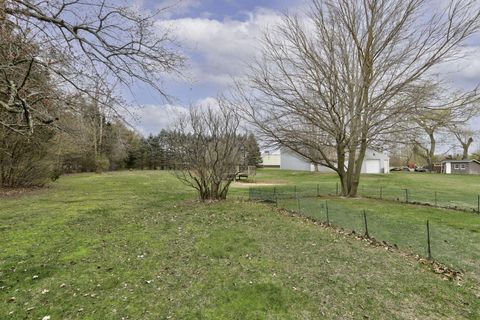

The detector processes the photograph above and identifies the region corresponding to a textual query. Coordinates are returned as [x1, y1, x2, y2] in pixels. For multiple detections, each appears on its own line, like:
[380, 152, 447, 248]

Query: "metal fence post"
[434, 191, 437, 207]
[317, 184, 319, 197]
[426, 220, 432, 260]
[363, 210, 369, 238]
[294, 185, 297, 198]
[336, 182, 339, 196]
[297, 196, 301, 212]
[326, 200, 330, 225]
[405, 189, 409, 203]
[380, 187, 383, 199]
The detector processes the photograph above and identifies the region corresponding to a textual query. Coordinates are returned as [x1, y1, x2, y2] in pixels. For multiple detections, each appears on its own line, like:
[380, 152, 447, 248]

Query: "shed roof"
[441, 159, 480, 164]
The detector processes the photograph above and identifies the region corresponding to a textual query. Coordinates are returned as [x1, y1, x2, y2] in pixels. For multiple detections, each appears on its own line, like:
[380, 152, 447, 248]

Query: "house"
[261, 150, 280, 168]
[280, 148, 390, 174]
[442, 159, 480, 175]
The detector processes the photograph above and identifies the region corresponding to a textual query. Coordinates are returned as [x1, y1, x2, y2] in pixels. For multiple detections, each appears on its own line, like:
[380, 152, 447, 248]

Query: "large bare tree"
[171, 100, 244, 201]
[0, 0, 184, 133]
[235, 0, 480, 196]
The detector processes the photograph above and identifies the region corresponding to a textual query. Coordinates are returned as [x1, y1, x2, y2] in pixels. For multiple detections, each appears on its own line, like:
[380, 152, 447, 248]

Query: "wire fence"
[250, 183, 480, 213]
[249, 187, 480, 282]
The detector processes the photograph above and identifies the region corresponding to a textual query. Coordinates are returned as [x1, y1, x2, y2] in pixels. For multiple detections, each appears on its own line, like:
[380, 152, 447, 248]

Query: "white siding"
[279, 148, 389, 174]
[280, 151, 311, 171]
[262, 154, 281, 167]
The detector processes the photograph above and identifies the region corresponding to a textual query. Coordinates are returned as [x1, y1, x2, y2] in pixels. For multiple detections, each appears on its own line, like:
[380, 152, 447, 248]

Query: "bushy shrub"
[0, 127, 57, 188]
[95, 155, 110, 173]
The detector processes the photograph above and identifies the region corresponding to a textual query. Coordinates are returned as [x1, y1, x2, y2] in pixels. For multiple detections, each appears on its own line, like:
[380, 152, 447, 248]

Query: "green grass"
[283, 197, 480, 281]
[249, 169, 480, 211]
[1, 171, 480, 319]
[246, 169, 480, 280]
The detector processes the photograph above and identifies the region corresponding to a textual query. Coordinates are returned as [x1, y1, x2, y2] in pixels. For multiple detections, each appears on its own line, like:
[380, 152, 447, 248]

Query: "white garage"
[365, 159, 381, 174]
[279, 148, 389, 174]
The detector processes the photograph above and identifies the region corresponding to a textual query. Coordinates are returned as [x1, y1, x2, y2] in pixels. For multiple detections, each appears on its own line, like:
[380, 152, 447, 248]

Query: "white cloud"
[131, 104, 188, 136]
[156, 8, 283, 87]
[131, 96, 224, 135]
[158, 6, 480, 93]
[431, 45, 480, 90]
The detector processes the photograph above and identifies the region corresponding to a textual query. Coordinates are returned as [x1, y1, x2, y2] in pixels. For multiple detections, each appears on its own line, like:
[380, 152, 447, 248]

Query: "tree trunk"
[461, 138, 473, 160]
[334, 141, 368, 198]
[427, 133, 436, 171]
[348, 141, 368, 197]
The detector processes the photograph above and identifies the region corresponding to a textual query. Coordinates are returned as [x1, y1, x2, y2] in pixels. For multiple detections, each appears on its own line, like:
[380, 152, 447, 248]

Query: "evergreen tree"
[245, 133, 262, 167]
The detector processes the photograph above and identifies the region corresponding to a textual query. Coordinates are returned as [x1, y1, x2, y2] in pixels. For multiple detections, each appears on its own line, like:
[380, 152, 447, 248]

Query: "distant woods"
[131, 131, 262, 172]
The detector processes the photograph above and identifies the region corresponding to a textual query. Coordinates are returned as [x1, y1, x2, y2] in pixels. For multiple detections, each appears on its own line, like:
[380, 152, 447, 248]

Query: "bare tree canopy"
[171, 99, 244, 201]
[0, 0, 184, 133]
[449, 125, 475, 159]
[408, 81, 480, 168]
[235, 0, 480, 197]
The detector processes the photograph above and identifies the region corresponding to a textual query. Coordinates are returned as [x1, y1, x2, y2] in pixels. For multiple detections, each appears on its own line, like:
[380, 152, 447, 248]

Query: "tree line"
[0, 95, 263, 188]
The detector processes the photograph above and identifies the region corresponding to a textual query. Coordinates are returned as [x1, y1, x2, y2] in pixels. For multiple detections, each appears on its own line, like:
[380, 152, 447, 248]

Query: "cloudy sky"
[129, 0, 480, 136]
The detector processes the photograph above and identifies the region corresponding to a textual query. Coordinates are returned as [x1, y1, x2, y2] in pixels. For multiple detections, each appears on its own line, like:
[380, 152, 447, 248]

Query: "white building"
[280, 148, 390, 174]
[261, 150, 281, 168]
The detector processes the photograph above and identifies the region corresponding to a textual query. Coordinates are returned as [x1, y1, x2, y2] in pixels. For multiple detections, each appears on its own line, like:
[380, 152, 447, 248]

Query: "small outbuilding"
[442, 159, 480, 175]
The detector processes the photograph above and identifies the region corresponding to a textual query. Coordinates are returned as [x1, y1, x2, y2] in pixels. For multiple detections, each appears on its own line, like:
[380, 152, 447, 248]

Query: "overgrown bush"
[95, 155, 110, 173]
[0, 127, 57, 188]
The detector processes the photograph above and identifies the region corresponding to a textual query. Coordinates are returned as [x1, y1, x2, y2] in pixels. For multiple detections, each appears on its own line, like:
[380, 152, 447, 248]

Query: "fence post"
[297, 196, 301, 212]
[294, 185, 297, 198]
[336, 182, 339, 196]
[317, 184, 320, 197]
[380, 187, 383, 200]
[325, 200, 330, 225]
[434, 191, 437, 207]
[426, 220, 432, 260]
[404, 189, 409, 203]
[363, 210, 369, 238]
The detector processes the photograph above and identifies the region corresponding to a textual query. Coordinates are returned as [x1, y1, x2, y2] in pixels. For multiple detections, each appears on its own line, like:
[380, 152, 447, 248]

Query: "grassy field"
[248, 169, 480, 211]
[1, 171, 480, 319]
[246, 169, 480, 281]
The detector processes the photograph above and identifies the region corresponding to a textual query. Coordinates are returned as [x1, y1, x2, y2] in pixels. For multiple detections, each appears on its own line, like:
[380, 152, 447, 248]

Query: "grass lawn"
[243, 169, 480, 281]
[1, 171, 480, 319]
[247, 169, 480, 211]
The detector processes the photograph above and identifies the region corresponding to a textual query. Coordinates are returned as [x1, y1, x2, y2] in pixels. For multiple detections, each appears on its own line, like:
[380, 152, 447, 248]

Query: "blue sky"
[129, 0, 480, 137]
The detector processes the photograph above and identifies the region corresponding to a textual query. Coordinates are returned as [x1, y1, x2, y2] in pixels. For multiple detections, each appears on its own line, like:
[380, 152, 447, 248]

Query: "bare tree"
[235, 0, 480, 196]
[171, 100, 244, 201]
[1, 0, 184, 133]
[409, 83, 479, 168]
[448, 125, 476, 159]
[411, 111, 450, 170]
